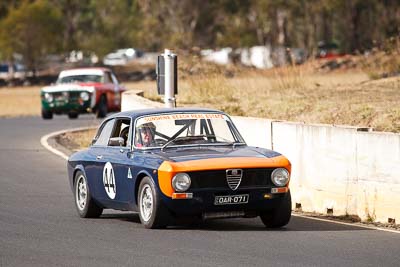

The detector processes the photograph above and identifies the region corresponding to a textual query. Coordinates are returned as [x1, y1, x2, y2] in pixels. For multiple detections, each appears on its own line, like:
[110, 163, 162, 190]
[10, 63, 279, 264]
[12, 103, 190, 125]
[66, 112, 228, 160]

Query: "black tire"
[68, 112, 79, 119]
[41, 109, 53, 119]
[138, 176, 170, 229]
[74, 171, 103, 218]
[260, 190, 292, 228]
[96, 95, 108, 118]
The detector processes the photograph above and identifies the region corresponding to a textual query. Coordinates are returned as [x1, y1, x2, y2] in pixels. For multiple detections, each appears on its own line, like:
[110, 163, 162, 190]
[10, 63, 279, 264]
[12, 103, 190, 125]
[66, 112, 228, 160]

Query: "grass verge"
[0, 86, 41, 117]
[56, 128, 97, 152]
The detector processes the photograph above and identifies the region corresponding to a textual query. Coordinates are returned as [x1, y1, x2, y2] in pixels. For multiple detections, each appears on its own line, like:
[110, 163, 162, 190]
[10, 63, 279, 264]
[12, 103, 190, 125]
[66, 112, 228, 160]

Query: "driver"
[135, 122, 156, 147]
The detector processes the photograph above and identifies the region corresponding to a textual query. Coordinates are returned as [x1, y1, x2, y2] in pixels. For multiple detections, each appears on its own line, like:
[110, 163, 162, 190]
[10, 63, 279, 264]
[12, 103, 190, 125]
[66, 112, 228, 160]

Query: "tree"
[0, 0, 20, 20]
[50, 0, 91, 52]
[0, 0, 63, 72]
[0, 0, 398, 63]
[136, 0, 220, 50]
[75, 0, 140, 57]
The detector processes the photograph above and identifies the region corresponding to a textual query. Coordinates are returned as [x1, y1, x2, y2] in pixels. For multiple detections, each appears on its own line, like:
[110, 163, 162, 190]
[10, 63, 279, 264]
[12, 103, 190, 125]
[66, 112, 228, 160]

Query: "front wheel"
[42, 109, 53, 119]
[68, 112, 79, 119]
[260, 190, 292, 228]
[138, 176, 170, 229]
[74, 171, 103, 218]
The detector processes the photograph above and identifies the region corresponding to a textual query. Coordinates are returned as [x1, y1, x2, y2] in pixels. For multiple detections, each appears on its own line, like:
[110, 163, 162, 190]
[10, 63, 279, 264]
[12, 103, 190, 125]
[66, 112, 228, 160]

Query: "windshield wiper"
[160, 138, 177, 152]
[161, 135, 245, 151]
[230, 141, 246, 148]
[204, 134, 230, 142]
[161, 135, 208, 152]
[205, 134, 245, 147]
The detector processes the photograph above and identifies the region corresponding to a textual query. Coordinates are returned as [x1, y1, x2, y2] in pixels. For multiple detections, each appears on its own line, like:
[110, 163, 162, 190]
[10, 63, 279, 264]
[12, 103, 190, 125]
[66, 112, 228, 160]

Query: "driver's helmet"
[135, 122, 156, 147]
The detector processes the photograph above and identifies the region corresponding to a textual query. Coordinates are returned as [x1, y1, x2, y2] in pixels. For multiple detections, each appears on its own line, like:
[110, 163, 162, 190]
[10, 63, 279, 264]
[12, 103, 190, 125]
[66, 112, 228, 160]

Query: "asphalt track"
[0, 116, 399, 267]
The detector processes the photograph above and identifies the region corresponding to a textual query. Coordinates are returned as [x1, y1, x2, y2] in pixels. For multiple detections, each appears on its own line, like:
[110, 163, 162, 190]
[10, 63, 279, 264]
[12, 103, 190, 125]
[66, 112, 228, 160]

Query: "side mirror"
[91, 138, 97, 145]
[109, 137, 124, 147]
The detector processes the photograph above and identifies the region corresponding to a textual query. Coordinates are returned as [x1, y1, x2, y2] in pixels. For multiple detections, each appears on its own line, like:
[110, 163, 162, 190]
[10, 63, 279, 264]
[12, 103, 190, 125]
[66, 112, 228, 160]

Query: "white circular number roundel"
[103, 162, 116, 199]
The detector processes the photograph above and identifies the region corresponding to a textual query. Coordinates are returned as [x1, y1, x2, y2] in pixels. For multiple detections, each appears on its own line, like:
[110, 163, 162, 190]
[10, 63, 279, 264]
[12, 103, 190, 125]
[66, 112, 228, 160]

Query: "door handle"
[96, 155, 103, 160]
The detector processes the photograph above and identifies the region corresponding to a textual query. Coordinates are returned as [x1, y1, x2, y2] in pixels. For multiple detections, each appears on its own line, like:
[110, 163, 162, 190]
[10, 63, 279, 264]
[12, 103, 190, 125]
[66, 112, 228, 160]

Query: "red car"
[41, 67, 125, 119]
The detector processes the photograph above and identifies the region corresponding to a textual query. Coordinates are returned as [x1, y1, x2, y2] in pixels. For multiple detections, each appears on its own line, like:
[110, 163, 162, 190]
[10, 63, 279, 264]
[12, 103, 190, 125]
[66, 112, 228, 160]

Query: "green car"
[41, 67, 125, 119]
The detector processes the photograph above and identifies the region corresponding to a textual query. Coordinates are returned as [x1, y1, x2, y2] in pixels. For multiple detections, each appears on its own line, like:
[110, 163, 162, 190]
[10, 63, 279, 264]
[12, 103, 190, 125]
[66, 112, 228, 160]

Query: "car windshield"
[134, 113, 245, 149]
[57, 74, 103, 84]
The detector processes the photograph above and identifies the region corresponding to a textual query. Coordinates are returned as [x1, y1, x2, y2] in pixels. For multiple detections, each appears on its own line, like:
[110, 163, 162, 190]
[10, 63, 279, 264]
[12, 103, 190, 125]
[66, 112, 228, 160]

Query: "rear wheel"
[138, 176, 170, 229]
[41, 109, 53, 119]
[260, 190, 292, 228]
[68, 112, 79, 119]
[96, 95, 108, 118]
[74, 171, 103, 218]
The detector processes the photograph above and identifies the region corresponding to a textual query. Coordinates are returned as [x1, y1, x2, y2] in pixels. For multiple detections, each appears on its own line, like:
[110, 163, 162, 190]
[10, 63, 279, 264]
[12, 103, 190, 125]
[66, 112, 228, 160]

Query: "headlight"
[44, 93, 53, 102]
[80, 92, 90, 101]
[271, 168, 289, 187]
[172, 173, 191, 192]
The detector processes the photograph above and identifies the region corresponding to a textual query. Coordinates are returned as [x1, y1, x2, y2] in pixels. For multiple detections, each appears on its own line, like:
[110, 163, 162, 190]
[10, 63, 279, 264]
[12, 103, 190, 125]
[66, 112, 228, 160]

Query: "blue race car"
[67, 108, 292, 229]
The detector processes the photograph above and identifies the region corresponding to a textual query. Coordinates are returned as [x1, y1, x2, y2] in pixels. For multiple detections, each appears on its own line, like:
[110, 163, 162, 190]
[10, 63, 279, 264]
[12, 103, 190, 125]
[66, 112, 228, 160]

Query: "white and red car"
[40, 67, 125, 119]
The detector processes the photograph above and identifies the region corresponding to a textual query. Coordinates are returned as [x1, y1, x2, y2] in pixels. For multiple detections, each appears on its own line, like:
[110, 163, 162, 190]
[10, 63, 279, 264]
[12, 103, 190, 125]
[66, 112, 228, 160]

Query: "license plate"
[214, 194, 249, 205]
[55, 101, 65, 107]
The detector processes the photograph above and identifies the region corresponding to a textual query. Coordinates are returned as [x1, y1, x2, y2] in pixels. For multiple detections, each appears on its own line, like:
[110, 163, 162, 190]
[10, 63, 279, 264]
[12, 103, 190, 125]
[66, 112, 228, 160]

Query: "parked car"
[317, 41, 343, 59]
[103, 48, 143, 66]
[0, 63, 27, 85]
[40, 67, 125, 119]
[67, 108, 292, 229]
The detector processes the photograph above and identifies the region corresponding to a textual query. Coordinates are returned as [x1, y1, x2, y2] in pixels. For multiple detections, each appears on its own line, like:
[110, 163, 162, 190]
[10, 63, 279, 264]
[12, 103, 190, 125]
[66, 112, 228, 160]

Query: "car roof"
[108, 108, 226, 121]
[59, 67, 111, 77]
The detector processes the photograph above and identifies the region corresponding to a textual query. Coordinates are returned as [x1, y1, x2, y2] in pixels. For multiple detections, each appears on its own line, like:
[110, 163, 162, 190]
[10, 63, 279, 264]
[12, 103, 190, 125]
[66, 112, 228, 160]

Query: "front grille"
[52, 92, 66, 101]
[226, 174, 242, 190]
[189, 168, 274, 189]
[51, 91, 82, 103]
[68, 91, 81, 102]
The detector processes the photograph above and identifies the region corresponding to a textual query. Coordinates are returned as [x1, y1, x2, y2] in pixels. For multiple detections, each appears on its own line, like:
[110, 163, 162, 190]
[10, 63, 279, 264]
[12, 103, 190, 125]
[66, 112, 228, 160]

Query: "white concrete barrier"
[355, 131, 400, 222]
[231, 116, 272, 149]
[272, 122, 360, 217]
[121, 90, 163, 111]
[271, 121, 400, 223]
[121, 91, 400, 223]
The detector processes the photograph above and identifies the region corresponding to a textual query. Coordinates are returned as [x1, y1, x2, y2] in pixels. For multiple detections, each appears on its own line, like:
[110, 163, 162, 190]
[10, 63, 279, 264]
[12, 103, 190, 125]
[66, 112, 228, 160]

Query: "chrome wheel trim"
[75, 175, 87, 211]
[139, 184, 153, 222]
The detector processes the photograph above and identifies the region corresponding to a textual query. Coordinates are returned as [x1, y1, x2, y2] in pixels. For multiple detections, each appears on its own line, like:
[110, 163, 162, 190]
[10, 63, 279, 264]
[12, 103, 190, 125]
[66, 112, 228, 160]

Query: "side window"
[104, 71, 113, 84]
[109, 118, 131, 147]
[93, 119, 115, 146]
[111, 72, 119, 85]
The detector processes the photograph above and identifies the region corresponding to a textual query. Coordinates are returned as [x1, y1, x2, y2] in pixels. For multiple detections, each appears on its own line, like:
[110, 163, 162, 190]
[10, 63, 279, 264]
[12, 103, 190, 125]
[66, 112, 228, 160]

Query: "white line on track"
[293, 214, 400, 234]
[40, 126, 95, 161]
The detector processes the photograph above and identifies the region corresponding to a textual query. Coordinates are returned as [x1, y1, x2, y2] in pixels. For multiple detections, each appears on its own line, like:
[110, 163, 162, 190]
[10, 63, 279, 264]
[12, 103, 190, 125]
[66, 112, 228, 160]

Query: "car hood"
[152, 145, 290, 176]
[153, 145, 281, 163]
[41, 83, 100, 93]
